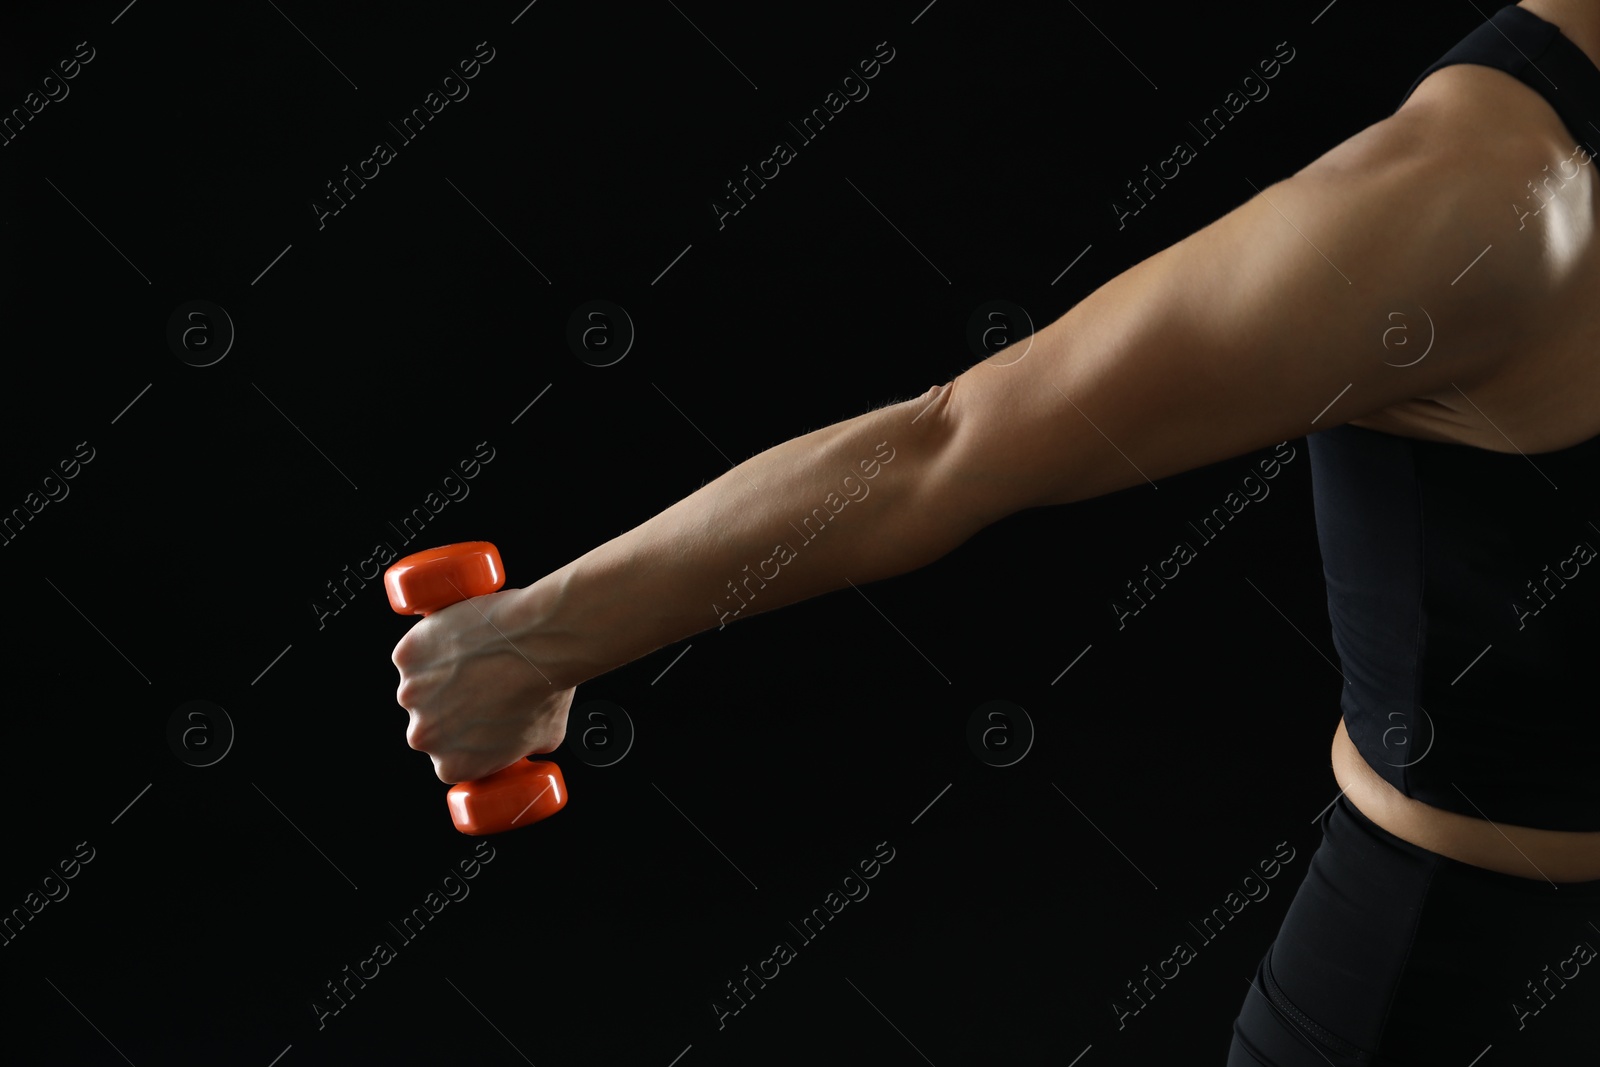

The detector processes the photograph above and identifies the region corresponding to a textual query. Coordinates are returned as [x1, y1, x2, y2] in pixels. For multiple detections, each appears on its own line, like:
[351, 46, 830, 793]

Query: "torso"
[1328, 12, 1600, 882]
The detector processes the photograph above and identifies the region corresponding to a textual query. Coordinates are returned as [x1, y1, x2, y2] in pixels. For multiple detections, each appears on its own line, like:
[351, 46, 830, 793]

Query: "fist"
[391, 586, 575, 783]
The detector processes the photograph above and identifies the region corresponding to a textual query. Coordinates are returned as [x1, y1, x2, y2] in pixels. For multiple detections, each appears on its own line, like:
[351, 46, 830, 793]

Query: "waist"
[1331, 717, 1600, 883]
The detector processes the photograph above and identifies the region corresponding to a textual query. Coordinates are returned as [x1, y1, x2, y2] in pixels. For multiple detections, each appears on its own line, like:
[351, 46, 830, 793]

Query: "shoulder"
[1297, 72, 1589, 304]
[1236, 88, 1581, 390]
[931, 78, 1588, 514]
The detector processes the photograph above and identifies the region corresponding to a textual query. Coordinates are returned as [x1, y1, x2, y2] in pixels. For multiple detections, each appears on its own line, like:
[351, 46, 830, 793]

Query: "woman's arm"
[515, 108, 1553, 689]
[397, 104, 1553, 783]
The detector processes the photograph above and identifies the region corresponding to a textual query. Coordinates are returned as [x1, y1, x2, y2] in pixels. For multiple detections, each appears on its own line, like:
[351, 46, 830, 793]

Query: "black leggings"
[1226, 795, 1600, 1065]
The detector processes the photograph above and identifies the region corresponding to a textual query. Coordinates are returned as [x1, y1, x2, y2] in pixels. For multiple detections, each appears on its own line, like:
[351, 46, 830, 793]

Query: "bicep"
[935, 156, 1531, 519]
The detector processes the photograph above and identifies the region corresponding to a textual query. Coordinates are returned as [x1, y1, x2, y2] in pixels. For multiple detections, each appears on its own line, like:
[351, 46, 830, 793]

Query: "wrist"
[510, 566, 594, 692]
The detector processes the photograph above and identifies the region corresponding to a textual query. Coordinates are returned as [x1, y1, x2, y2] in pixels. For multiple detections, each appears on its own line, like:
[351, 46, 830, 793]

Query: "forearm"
[516, 382, 967, 688]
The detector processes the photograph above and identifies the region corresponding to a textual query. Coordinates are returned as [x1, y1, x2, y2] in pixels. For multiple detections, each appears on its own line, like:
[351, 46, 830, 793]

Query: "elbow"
[933, 369, 1103, 523]
[902, 379, 955, 426]
[915, 375, 1030, 537]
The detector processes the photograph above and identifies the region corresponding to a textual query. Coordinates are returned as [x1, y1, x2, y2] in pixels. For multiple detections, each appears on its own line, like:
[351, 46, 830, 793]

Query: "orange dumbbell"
[385, 541, 567, 835]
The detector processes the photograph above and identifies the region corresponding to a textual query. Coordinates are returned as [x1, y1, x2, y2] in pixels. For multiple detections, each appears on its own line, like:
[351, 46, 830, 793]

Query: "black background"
[0, 1, 1491, 1064]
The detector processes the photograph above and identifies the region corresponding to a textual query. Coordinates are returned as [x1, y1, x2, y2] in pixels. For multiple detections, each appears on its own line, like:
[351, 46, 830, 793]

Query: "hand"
[391, 585, 574, 783]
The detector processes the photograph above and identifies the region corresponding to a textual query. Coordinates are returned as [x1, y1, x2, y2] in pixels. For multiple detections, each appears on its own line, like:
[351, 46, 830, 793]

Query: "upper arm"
[932, 123, 1551, 520]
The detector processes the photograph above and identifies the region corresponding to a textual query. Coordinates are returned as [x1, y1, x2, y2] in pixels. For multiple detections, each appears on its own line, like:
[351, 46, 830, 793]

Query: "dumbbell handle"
[385, 542, 567, 835]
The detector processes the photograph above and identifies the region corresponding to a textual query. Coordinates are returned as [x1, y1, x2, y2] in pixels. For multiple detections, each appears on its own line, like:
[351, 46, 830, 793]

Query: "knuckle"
[405, 718, 433, 753]
[395, 676, 426, 710]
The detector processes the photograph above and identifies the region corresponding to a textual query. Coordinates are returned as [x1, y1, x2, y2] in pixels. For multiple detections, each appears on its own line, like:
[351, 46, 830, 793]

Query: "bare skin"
[395, 2, 1600, 880]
